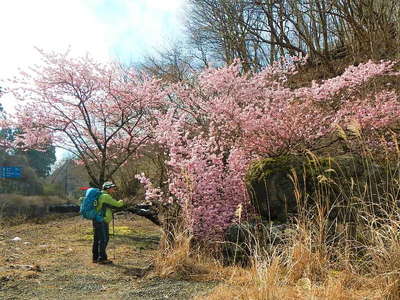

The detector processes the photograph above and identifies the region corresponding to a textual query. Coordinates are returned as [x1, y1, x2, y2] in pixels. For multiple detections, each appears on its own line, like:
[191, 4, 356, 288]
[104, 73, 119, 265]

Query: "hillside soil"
[0, 214, 216, 300]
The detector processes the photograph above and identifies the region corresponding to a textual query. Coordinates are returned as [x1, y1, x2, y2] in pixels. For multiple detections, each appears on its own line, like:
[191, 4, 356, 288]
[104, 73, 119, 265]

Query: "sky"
[0, 0, 187, 161]
[0, 0, 186, 110]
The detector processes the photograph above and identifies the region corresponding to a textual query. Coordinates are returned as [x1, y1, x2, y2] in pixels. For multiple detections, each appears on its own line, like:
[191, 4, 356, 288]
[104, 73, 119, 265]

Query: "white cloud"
[96, 0, 187, 61]
[0, 0, 186, 110]
[0, 0, 187, 97]
[146, 0, 186, 11]
[1, 0, 111, 72]
[0, 0, 111, 110]
[0, 0, 186, 160]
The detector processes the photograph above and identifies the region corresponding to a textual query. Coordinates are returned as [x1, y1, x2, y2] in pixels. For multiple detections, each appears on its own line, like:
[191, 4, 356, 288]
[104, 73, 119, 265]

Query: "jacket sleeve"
[100, 194, 124, 208]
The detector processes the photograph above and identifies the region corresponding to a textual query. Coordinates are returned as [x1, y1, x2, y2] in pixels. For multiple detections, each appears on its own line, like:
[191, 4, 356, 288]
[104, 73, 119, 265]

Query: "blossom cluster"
[146, 59, 400, 240]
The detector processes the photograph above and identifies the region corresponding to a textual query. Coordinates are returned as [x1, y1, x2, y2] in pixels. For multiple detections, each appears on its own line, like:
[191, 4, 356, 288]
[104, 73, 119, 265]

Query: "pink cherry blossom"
[142, 58, 399, 241]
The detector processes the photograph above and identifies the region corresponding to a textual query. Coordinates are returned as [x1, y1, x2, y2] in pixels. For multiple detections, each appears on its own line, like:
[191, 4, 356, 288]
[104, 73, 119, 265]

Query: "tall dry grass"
[0, 193, 65, 226]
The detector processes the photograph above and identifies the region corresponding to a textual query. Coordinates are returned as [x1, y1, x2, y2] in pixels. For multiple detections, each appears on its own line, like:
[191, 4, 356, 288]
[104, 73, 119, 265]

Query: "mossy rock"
[246, 156, 305, 222]
[223, 222, 292, 265]
[245, 154, 382, 222]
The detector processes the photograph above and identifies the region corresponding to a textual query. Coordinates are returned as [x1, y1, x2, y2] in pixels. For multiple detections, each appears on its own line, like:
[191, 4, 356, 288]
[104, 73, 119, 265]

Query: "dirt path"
[0, 214, 216, 300]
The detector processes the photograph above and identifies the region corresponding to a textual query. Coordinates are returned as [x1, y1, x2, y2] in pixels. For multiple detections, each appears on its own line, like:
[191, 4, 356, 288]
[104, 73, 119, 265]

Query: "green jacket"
[95, 191, 124, 223]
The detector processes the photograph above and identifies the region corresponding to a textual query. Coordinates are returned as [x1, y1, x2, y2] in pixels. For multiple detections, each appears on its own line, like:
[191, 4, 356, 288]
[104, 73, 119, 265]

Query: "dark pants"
[92, 220, 109, 261]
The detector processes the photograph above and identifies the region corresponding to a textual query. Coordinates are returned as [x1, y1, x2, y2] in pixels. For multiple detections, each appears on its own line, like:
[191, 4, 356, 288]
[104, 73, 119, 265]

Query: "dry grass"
[0, 193, 66, 225]
[193, 217, 399, 299]
[0, 194, 70, 229]
[0, 193, 65, 206]
[152, 231, 212, 279]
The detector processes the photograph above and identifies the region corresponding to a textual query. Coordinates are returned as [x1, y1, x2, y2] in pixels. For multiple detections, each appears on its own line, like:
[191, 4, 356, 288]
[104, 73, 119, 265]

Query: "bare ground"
[0, 214, 217, 300]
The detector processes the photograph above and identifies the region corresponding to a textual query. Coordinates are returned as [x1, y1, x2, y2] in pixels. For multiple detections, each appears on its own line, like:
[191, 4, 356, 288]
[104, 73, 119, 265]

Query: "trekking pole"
[112, 212, 115, 260]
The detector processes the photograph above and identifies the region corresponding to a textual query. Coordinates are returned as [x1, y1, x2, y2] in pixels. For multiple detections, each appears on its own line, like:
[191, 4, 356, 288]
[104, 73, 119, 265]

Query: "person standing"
[92, 181, 124, 264]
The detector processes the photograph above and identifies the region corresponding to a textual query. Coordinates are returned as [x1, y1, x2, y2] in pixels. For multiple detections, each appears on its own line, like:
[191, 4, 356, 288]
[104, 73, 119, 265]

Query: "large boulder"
[246, 156, 304, 222]
[245, 155, 384, 222]
[223, 222, 292, 265]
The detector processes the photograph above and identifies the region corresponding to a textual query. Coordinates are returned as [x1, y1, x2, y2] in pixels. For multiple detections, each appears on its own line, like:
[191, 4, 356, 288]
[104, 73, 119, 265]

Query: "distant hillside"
[48, 159, 90, 200]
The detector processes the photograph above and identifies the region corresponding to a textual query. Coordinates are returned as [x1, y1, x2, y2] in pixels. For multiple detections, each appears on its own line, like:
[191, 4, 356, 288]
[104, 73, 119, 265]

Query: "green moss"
[245, 154, 368, 222]
[84, 226, 158, 237]
[245, 155, 304, 184]
[113, 226, 134, 235]
[246, 154, 354, 187]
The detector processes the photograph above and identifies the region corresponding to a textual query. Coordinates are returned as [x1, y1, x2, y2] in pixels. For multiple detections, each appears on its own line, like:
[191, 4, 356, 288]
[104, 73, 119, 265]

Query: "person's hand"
[122, 197, 136, 207]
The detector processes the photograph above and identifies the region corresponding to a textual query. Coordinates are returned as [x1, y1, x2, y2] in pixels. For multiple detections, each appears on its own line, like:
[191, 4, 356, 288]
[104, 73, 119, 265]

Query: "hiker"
[92, 181, 124, 264]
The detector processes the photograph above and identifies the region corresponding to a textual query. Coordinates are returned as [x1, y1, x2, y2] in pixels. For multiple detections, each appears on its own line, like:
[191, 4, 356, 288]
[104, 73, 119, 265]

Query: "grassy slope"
[0, 215, 215, 300]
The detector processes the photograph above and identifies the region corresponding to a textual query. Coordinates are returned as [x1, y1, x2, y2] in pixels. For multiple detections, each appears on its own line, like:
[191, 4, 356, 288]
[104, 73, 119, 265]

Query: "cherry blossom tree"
[4, 49, 165, 187]
[140, 59, 400, 240]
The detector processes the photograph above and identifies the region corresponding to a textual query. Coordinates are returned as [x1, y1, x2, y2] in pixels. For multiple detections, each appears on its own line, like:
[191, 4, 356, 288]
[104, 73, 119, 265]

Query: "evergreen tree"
[21, 146, 56, 177]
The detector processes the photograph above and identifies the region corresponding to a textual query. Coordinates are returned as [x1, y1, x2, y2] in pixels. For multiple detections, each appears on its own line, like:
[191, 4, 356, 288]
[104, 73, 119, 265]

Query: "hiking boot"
[97, 259, 113, 265]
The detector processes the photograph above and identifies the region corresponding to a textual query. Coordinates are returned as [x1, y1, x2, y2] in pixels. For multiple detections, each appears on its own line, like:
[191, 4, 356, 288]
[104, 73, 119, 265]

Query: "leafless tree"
[137, 0, 399, 78]
[184, 0, 399, 72]
[138, 46, 198, 83]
